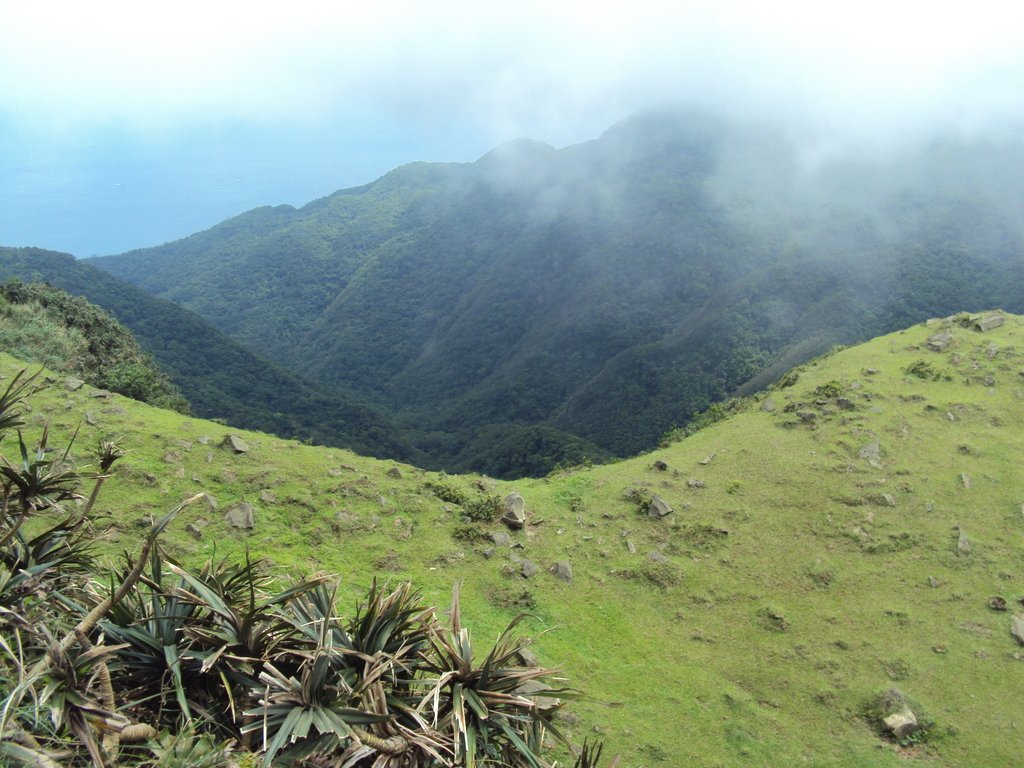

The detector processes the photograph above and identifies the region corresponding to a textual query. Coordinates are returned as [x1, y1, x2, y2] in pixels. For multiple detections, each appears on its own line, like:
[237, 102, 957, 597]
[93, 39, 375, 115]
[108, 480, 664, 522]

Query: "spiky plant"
[422, 584, 575, 768]
[0, 367, 608, 767]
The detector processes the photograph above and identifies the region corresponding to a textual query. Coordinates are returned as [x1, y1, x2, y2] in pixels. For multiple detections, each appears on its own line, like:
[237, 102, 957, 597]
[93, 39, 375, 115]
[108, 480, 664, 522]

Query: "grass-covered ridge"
[4, 311, 1024, 766]
[0, 280, 189, 413]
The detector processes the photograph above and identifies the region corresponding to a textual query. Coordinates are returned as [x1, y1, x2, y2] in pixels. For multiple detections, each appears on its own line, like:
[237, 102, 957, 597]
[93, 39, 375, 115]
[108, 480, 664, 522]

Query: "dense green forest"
[90, 110, 1024, 475]
[0, 248, 414, 461]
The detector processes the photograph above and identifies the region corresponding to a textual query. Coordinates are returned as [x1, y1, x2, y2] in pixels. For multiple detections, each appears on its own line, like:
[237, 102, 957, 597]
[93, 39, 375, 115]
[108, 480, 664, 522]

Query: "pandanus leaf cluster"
[0, 370, 612, 767]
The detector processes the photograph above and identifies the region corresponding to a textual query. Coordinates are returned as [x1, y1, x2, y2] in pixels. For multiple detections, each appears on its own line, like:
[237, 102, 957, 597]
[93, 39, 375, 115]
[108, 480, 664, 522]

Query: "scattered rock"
[699, 453, 716, 465]
[988, 596, 1008, 611]
[875, 689, 922, 740]
[797, 411, 817, 423]
[883, 709, 920, 740]
[863, 368, 879, 375]
[520, 559, 539, 579]
[928, 576, 941, 588]
[625, 539, 637, 554]
[687, 479, 705, 489]
[926, 331, 954, 352]
[986, 343, 999, 358]
[856, 438, 880, 462]
[1012, 615, 1024, 646]
[956, 527, 972, 555]
[489, 531, 512, 548]
[89, 389, 112, 399]
[163, 450, 183, 464]
[647, 495, 673, 518]
[64, 377, 84, 392]
[386, 467, 402, 479]
[651, 460, 668, 472]
[960, 472, 971, 489]
[259, 490, 277, 504]
[550, 561, 573, 583]
[198, 493, 217, 511]
[197, 435, 210, 445]
[222, 434, 249, 453]
[84, 411, 97, 426]
[836, 397, 856, 410]
[647, 551, 668, 563]
[516, 679, 559, 710]
[502, 493, 527, 529]
[517, 647, 541, 667]
[870, 493, 896, 507]
[973, 313, 1004, 332]
[760, 397, 777, 413]
[185, 522, 203, 540]
[102, 405, 127, 416]
[224, 502, 255, 529]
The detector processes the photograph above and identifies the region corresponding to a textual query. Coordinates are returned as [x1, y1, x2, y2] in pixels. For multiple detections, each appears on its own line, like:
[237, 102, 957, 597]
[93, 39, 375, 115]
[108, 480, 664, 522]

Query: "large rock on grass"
[224, 502, 255, 529]
[648, 495, 673, 518]
[503, 492, 527, 529]
[1011, 615, 1024, 646]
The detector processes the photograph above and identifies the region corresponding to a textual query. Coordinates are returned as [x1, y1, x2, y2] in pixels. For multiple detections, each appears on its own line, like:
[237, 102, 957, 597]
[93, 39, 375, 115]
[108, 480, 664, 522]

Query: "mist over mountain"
[91, 109, 1024, 475]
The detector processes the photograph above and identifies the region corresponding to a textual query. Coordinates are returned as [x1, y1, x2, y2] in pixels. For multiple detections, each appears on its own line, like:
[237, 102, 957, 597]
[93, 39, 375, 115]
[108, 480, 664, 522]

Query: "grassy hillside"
[0, 280, 189, 412]
[6, 311, 1023, 765]
[91, 110, 1024, 476]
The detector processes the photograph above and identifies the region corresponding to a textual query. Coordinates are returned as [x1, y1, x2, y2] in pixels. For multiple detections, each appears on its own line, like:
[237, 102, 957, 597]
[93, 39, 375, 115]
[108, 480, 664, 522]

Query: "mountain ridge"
[4, 310, 1022, 765]
[0, 247, 415, 460]
[90, 108, 1024, 474]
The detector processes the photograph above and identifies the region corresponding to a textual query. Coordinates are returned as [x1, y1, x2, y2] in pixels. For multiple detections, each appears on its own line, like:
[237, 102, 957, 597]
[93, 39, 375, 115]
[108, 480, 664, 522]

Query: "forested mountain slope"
[0, 248, 414, 460]
[93, 109, 1024, 473]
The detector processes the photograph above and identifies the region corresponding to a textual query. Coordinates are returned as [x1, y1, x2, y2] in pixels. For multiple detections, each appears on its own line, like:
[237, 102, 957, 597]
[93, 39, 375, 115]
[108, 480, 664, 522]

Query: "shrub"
[463, 492, 503, 522]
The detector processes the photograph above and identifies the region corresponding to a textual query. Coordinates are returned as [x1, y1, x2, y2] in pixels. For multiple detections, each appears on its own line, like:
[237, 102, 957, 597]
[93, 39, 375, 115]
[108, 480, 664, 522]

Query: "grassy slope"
[5, 313, 1023, 766]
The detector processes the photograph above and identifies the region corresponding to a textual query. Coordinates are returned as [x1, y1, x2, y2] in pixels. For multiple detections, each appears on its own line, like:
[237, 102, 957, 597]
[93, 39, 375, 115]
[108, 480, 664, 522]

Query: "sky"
[1, 0, 1022, 256]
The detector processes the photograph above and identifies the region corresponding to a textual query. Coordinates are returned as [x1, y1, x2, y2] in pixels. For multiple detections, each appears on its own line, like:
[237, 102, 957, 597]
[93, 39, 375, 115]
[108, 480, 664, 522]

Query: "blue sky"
[2, 1, 1022, 256]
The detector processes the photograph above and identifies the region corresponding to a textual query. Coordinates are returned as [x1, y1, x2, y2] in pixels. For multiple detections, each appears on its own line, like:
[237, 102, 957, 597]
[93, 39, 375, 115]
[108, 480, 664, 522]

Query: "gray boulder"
[224, 502, 255, 529]
[550, 561, 573, 584]
[883, 709, 919, 740]
[520, 559, 539, 578]
[1011, 615, 1024, 646]
[222, 435, 249, 453]
[973, 313, 1004, 332]
[956, 527, 972, 555]
[927, 331, 954, 351]
[858, 439, 881, 464]
[648, 495, 673, 518]
[503, 492, 527, 529]
[64, 377, 85, 392]
[489, 531, 512, 548]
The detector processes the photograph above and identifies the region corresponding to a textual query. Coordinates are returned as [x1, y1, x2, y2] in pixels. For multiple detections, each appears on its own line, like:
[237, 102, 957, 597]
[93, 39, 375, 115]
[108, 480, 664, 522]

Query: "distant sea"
[0, 120, 487, 258]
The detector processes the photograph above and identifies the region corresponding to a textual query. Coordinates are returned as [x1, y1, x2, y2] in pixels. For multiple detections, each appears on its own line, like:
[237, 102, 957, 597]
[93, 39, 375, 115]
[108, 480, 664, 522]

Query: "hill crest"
[4, 310, 1023, 765]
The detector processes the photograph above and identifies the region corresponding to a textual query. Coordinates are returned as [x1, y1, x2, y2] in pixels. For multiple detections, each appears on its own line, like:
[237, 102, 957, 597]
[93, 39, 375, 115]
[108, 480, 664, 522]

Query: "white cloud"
[2, 0, 1022, 144]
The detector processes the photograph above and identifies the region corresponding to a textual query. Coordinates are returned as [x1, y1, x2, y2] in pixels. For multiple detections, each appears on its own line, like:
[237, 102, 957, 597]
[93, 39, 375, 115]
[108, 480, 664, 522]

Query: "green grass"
[4, 312, 1024, 766]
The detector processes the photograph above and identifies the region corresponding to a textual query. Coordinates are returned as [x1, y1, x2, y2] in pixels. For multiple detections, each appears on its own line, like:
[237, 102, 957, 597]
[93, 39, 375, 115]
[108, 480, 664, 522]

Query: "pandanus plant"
[0, 369, 617, 767]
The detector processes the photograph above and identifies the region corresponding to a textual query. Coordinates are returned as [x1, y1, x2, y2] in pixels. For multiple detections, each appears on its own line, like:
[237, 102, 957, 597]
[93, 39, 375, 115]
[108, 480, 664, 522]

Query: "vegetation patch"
[423, 472, 470, 505]
[675, 523, 730, 552]
[462, 492, 503, 522]
[905, 359, 952, 381]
